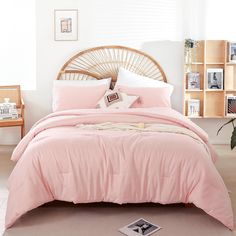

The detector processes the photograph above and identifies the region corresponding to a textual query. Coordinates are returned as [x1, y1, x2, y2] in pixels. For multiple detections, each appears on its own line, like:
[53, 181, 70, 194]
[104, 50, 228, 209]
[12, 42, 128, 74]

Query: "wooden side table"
[0, 85, 25, 139]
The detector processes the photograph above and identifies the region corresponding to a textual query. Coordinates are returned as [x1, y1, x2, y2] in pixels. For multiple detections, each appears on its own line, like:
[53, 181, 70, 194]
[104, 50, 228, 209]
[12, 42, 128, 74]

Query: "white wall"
[0, 0, 231, 145]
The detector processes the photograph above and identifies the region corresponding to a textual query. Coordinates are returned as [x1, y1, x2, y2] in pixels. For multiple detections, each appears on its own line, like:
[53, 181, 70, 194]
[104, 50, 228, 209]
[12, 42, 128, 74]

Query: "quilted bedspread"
[5, 108, 234, 229]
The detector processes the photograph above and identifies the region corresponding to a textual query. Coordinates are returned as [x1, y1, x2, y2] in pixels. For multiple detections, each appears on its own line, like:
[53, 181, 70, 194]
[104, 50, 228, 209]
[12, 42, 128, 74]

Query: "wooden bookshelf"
[183, 40, 236, 118]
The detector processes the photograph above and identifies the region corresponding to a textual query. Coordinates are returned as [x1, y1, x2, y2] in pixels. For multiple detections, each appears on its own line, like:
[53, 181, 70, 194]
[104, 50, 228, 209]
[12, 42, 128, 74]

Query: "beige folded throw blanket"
[76, 122, 208, 153]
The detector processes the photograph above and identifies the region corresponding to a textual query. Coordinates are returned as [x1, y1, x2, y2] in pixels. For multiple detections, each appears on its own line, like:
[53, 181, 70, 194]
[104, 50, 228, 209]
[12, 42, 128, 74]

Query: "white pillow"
[116, 68, 173, 93]
[97, 90, 139, 109]
[54, 78, 111, 89]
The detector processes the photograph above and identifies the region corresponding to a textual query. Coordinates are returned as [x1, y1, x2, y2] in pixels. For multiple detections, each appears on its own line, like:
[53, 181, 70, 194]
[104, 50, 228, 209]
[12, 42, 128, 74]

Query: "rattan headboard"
[56, 45, 167, 83]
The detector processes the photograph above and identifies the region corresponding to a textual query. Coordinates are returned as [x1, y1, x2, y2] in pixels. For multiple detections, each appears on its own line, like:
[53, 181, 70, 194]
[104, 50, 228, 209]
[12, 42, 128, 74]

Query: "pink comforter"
[6, 108, 233, 229]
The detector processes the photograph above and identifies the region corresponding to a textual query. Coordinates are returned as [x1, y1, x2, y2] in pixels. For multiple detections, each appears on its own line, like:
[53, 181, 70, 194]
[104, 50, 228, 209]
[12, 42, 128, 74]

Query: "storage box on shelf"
[183, 40, 236, 118]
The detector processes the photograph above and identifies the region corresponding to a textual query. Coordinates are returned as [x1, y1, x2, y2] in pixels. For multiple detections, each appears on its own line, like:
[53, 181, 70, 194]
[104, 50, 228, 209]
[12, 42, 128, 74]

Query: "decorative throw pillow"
[97, 90, 139, 109]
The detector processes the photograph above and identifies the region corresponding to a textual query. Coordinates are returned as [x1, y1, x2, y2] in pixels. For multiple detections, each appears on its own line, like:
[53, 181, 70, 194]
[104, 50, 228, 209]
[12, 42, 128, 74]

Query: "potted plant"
[217, 118, 236, 150]
[184, 39, 199, 72]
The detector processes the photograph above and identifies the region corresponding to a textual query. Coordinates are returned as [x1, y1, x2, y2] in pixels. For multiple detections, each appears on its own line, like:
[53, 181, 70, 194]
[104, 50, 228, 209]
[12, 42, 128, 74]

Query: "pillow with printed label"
[97, 90, 139, 109]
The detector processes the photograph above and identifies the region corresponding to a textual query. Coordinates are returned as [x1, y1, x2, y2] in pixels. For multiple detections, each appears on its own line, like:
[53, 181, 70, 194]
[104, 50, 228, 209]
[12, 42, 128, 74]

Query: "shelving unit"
[183, 40, 236, 118]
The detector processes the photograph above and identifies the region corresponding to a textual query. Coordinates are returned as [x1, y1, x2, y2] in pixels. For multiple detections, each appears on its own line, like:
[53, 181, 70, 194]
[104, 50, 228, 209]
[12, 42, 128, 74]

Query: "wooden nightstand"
[0, 85, 25, 139]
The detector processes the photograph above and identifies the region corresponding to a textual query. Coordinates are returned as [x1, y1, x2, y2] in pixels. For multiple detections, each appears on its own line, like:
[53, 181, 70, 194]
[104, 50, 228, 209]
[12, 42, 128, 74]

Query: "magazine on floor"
[119, 218, 162, 236]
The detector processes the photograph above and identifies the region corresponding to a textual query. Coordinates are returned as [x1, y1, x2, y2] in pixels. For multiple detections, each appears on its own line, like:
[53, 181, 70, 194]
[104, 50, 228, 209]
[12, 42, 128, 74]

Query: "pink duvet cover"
[5, 108, 233, 229]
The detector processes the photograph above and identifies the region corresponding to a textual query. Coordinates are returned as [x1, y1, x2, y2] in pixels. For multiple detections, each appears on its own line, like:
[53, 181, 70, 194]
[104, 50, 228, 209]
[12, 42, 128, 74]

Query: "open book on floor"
[119, 218, 162, 236]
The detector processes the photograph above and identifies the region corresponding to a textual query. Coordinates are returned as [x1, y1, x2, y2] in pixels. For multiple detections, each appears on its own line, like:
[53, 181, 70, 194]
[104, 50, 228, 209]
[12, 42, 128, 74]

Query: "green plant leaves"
[231, 127, 236, 150]
[217, 118, 236, 150]
[217, 118, 235, 135]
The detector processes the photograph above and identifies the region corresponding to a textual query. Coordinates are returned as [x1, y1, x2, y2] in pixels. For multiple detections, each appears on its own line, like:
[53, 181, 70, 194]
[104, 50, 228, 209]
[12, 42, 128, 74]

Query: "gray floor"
[0, 145, 235, 236]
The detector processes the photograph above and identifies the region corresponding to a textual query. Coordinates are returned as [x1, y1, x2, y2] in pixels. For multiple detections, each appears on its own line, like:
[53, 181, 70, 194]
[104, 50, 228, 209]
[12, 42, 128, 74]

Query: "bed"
[5, 46, 234, 229]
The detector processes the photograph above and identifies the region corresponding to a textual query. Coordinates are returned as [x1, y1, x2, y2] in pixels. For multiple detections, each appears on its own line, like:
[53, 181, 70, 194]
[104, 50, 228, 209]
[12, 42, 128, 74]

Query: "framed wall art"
[54, 9, 78, 41]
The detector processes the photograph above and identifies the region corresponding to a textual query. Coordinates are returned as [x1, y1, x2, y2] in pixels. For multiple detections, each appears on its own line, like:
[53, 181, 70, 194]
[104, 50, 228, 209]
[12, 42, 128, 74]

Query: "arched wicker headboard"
[56, 45, 167, 83]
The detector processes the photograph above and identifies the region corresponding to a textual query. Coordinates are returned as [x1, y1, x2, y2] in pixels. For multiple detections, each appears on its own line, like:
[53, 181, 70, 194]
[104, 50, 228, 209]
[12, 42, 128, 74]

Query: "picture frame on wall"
[229, 42, 236, 62]
[54, 9, 78, 41]
[207, 68, 224, 90]
[187, 72, 200, 90]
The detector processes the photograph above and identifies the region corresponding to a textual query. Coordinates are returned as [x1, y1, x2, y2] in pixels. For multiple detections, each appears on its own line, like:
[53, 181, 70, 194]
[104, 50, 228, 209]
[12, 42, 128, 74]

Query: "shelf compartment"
[206, 40, 225, 63]
[185, 91, 204, 117]
[205, 66, 224, 90]
[186, 64, 204, 90]
[192, 41, 204, 63]
[204, 92, 225, 117]
[225, 65, 236, 90]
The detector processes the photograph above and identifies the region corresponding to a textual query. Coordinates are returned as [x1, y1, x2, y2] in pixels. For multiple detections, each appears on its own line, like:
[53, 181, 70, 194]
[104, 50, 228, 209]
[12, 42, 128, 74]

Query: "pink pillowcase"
[53, 84, 107, 111]
[116, 85, 172, 108]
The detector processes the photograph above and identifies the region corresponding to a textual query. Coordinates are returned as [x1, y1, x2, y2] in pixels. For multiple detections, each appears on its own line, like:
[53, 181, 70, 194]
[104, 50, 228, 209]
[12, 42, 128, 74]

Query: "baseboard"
[210, 140, 229, 145]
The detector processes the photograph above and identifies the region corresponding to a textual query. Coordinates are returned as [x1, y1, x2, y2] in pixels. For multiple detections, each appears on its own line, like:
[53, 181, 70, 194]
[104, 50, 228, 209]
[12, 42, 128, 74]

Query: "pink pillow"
[116, 85, 172, 108]
[53, 84, 107, 111]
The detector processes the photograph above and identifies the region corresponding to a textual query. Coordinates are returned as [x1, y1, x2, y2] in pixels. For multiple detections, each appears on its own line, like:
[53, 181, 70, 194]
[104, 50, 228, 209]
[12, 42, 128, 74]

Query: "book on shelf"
[0, 102, 18, 120]
[206, 68, 224, 90]
[226, 95, 236, 116]
[187, 99, 200, 117]
[187, 72, 200, 90]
